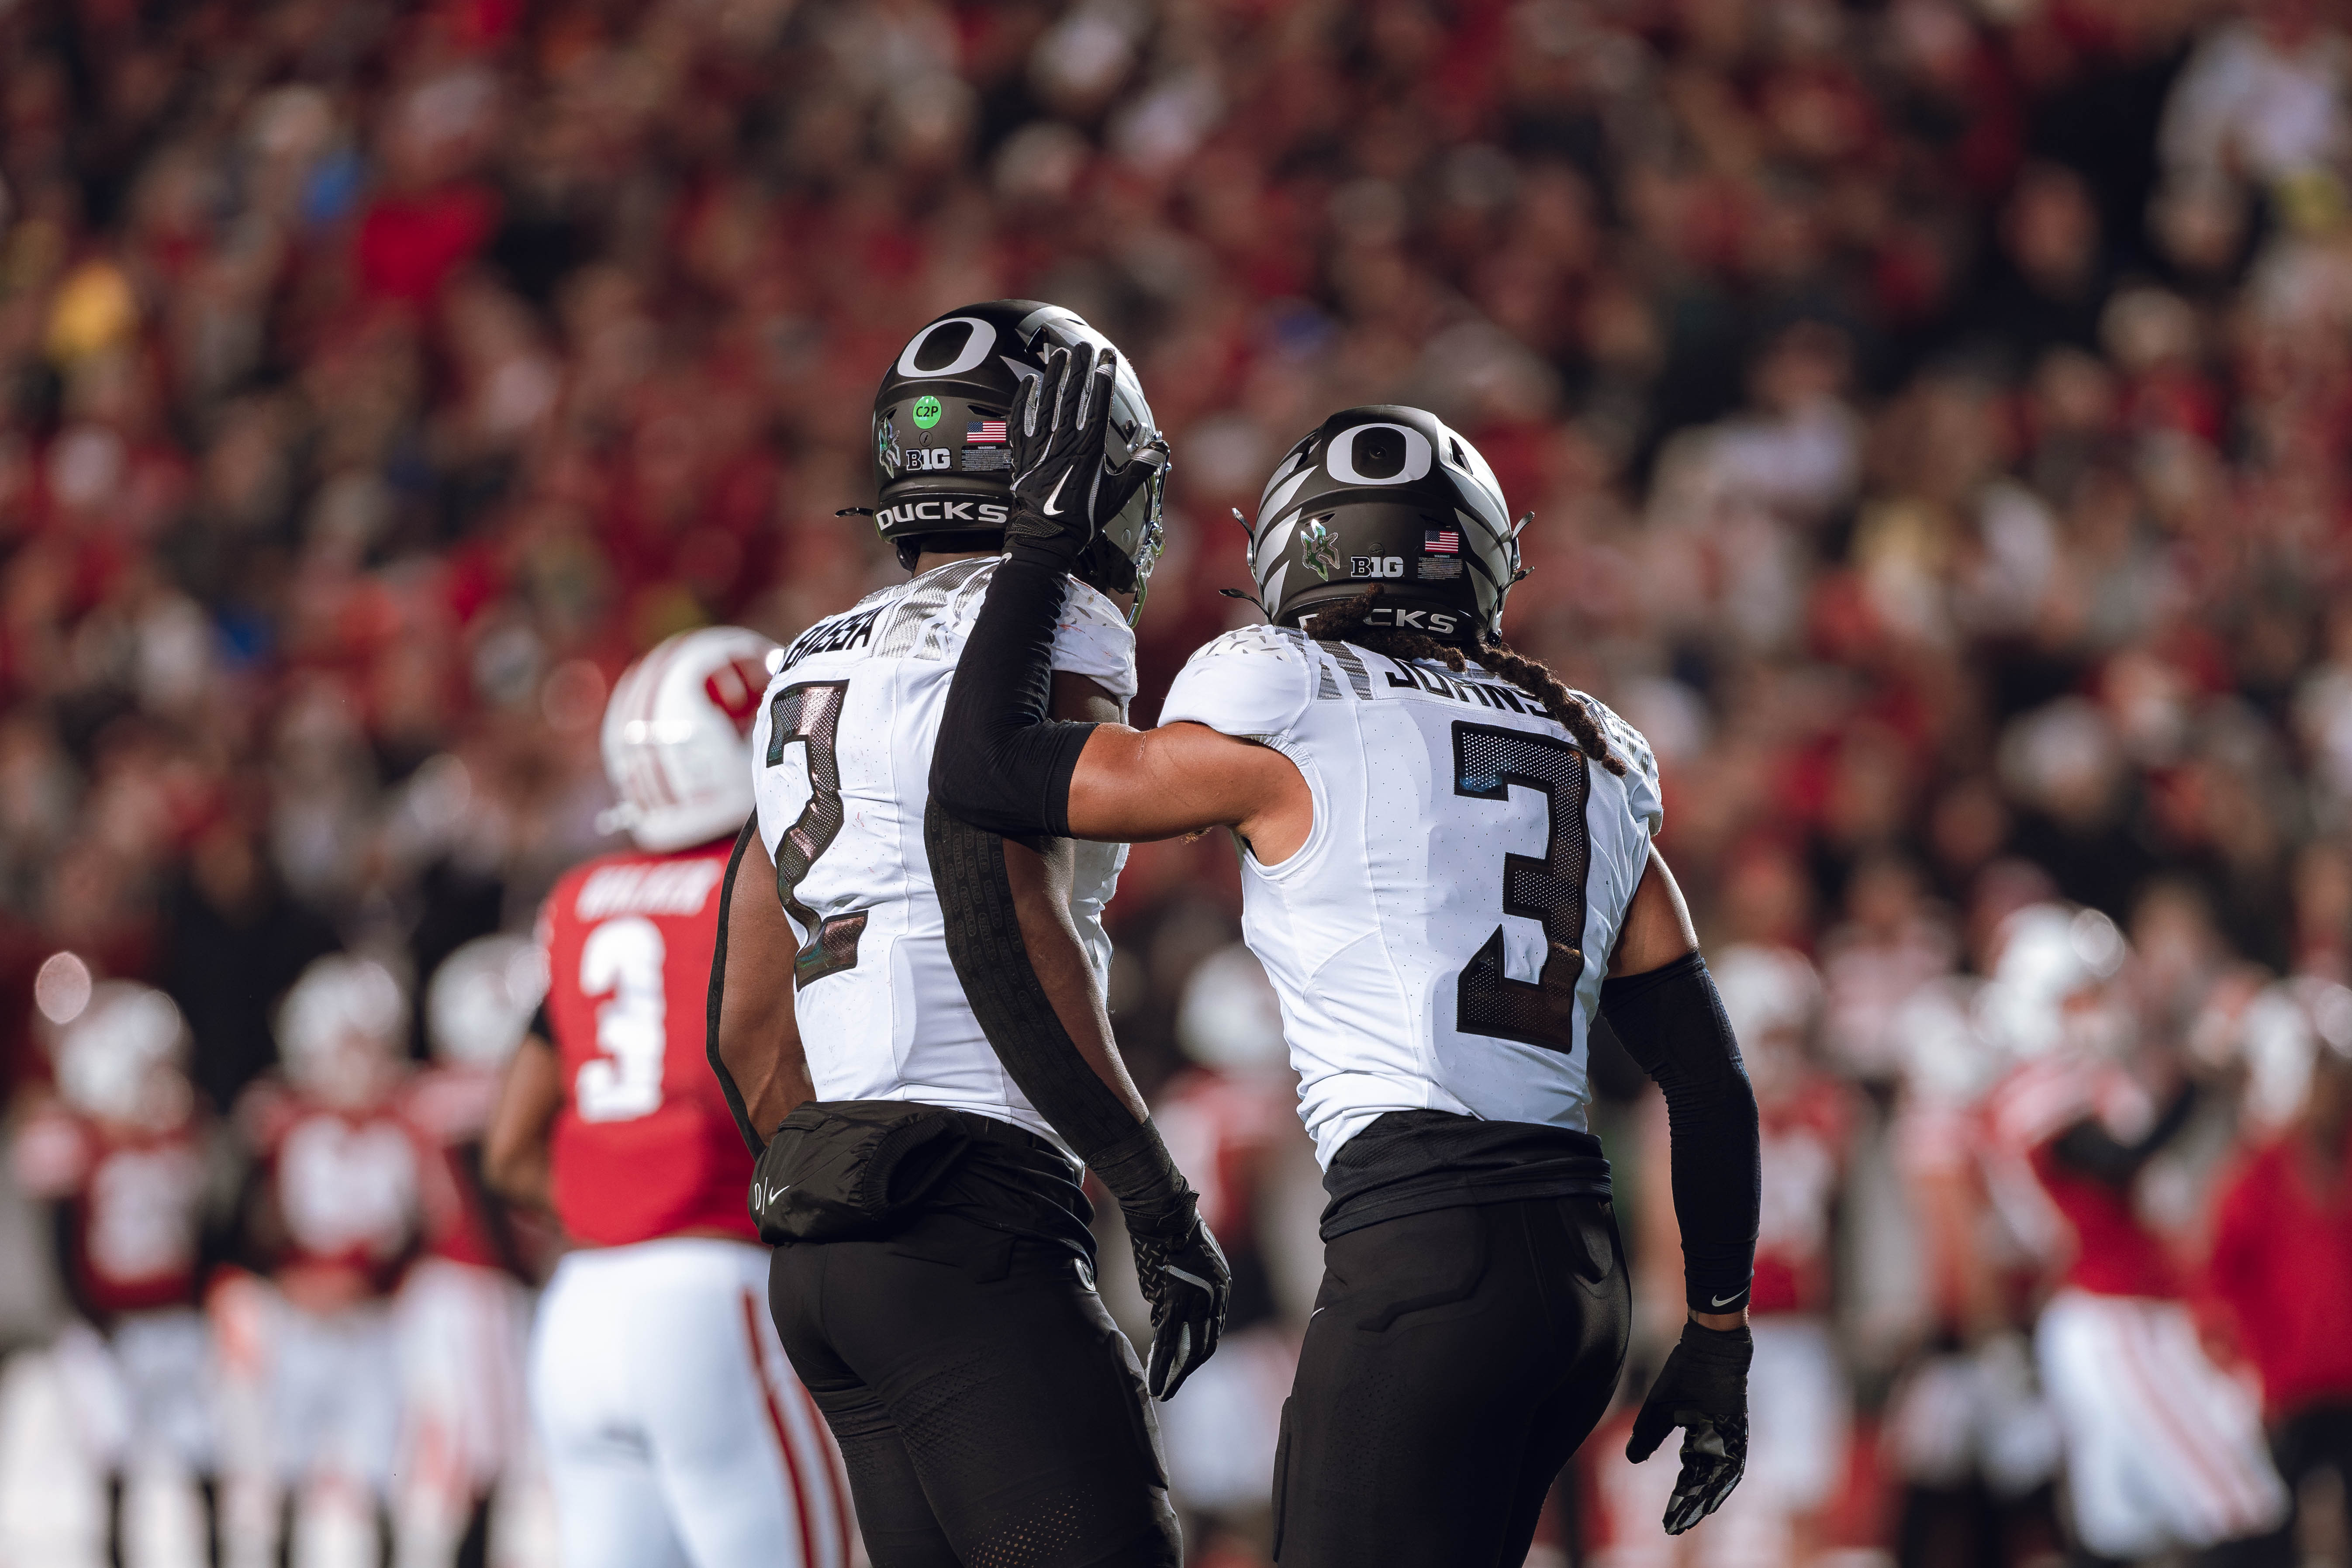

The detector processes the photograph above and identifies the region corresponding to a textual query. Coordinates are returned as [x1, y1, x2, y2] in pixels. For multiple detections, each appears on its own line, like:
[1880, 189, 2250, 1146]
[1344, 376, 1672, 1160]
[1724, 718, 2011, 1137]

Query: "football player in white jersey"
[932, 355, 1765, 1568]
[709, 302, 1227, 1568]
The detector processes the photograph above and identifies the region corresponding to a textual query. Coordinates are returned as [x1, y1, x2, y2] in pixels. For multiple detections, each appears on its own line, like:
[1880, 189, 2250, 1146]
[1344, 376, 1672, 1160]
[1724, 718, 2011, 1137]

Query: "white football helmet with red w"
[598, 626, 780, 853]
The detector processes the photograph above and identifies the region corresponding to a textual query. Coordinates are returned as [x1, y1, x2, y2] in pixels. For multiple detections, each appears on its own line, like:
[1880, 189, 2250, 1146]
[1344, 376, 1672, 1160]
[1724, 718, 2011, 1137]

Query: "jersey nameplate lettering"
[574, 860, 726, 921]
[1374, 655, 1539, 715]
[779, 605, 884, 674]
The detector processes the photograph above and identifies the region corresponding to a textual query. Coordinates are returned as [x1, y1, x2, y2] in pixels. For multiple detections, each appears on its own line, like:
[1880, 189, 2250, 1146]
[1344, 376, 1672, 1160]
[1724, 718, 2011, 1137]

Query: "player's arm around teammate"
[933, 349, 1764, 1564]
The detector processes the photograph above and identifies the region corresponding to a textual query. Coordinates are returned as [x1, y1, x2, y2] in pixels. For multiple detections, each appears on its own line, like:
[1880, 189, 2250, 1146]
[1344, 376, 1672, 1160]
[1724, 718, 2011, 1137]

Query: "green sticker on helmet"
[912, 395, 942, 429]
[1301, 517, 1341, 581]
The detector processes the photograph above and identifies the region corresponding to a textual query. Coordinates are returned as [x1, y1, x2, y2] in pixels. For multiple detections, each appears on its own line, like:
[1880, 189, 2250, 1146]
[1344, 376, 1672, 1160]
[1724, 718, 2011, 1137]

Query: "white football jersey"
[750, 559, 1136, 1145]
[1159, 624, 1663, 1167]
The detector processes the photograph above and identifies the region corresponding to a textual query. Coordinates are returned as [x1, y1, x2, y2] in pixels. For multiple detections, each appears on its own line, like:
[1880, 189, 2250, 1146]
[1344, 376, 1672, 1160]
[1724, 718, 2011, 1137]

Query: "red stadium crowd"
[1, 0, 2351, 1563]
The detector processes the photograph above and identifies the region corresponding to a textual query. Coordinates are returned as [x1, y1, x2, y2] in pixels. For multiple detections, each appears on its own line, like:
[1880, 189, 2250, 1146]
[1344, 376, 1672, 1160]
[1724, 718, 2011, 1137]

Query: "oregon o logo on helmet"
[1326, 423, 1433, 486]
[896, 317, 999, 380]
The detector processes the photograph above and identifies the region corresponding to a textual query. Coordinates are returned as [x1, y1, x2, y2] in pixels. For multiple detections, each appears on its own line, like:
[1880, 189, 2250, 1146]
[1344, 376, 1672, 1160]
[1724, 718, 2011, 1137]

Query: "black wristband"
[1089, 1117, 1199, 1236]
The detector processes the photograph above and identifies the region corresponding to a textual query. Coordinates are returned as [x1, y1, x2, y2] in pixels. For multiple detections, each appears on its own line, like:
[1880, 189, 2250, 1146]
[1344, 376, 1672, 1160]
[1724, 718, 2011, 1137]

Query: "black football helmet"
[1244, 406, 1521, 643]
[868, 300, 1166, 602]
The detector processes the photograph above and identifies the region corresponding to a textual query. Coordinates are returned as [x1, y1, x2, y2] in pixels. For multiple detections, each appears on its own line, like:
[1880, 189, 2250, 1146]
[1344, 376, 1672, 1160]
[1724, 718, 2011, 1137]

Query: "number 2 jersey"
[1159, 624, 1663, 1170]
[751, 558, 1138, 1145]
[537, 839, 757, 1247]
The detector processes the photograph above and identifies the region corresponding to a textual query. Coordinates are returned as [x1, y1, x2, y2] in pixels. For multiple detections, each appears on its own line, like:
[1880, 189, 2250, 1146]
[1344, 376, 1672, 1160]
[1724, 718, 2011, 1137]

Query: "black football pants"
[769, 1210, 1181, 1568]
[1274, 1195, 1632, 1568]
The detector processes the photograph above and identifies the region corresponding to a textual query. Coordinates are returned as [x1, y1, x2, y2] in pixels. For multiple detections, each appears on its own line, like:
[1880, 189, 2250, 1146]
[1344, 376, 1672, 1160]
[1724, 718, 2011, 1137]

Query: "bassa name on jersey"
[780, 604, 885, 673]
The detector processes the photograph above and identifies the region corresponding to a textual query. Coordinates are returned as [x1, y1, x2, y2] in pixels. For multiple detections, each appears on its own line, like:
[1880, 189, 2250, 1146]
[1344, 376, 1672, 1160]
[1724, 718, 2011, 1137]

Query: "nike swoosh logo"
[1710, 1292, 1744, 1308]
[1042, 471, 1071, 516]
[1165, 1266, 1215, 1293]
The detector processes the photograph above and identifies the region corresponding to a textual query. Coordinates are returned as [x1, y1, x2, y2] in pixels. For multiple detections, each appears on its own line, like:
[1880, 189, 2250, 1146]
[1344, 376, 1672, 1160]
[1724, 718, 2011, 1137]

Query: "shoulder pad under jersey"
[1576, 691, 1663, 836]
[941, 563, 1139, 704]
[1161, 625, 1320, 742]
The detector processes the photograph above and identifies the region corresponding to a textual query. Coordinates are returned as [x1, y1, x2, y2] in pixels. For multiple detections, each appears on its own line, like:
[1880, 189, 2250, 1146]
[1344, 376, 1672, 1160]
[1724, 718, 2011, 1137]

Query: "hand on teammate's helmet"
[1626, 1320, 1752, 1534]
[1006, 344, 1169, 566]
[1128, 1204, 1230, 1401]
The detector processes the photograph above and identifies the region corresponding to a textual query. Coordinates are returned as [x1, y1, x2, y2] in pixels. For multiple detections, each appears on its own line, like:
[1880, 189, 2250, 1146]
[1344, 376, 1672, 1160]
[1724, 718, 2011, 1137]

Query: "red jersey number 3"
[577, 917, 668, 1122]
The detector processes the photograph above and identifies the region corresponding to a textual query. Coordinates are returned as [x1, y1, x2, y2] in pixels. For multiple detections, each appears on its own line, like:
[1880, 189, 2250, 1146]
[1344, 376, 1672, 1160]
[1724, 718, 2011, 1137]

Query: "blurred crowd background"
[2, 0, 2352, 1563]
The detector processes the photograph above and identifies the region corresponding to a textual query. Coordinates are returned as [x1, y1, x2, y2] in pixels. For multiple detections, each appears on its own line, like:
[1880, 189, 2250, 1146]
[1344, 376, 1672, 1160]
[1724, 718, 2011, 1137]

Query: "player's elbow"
[929, 741, 1055, 838]
[479, 1136, 534, 1204]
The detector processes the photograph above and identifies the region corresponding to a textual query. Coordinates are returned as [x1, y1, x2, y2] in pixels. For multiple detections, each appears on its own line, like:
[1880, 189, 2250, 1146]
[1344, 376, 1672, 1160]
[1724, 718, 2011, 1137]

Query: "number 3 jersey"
[537, 839, 758, 1247]
[1159, 624, 1664, 1167]
[751, 558, 1139, 1145]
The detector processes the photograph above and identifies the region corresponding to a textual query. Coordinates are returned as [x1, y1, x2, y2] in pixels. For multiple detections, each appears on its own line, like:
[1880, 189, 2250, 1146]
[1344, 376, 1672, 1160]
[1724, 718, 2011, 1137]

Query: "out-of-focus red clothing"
[2027, 1147, 2181, 1300]
[1751, 1074, 1852, 1316]
[404, 1063, 508, 1271]
[356, 184, 498, 303]
[2206, 1129, 2352, 1419]
[1989, 1054, 2180, 1300]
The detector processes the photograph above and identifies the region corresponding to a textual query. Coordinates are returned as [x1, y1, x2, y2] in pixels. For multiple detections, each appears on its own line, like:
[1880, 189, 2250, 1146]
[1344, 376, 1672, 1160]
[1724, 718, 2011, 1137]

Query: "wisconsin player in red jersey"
[238, 954, 427, 1568]
[14, 979, 224, 1568]
[2203, 979, 2352, 1568]
[484, 627, 853, 1568]
[1979, 905, 2287, 1560]
[397, 934, 549, 1568]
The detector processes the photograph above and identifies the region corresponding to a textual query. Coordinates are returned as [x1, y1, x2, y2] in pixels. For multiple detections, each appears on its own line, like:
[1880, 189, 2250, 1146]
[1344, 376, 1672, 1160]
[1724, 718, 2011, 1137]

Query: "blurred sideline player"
[238, 955, 427, 1568]
[713, 304, 1214, 1568]
[1982, 904, 2288, 1560]
[484, 627, 854, 1568]
[931, 386, 1763, 1565]
[397, 934, 550, 1568]
[1875, 940, 2063, 1568]
[2204, 979, 2352, 1568]
[1609, 944, 1853, 1568]
[1152, 944, 1318, 1541]
[14, 980, 224, 1567]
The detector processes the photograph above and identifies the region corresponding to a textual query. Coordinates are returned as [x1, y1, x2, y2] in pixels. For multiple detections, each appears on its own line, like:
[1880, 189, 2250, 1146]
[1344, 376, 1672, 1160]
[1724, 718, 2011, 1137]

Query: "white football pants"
[2036, 1289, 2288, 1558]
[530, 1237, 855, 1568]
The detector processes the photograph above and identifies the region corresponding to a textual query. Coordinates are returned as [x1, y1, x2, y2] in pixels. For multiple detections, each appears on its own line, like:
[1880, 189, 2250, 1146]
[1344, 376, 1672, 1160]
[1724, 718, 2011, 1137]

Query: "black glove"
[1006, 344, 1168, 569]
[1128, 1204, 1230, 1401]
[1626, 1320, 1751, 1534]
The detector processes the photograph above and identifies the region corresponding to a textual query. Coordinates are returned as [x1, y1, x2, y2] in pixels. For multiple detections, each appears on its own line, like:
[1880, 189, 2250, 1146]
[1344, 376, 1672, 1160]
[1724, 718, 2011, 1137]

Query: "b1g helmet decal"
[868, 300, 1166, 600]
[1245, 406, 1522, 642]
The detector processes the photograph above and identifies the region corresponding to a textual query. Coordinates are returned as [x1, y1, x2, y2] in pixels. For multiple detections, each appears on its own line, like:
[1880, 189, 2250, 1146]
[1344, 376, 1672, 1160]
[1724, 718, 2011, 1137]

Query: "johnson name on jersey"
[752, 558, 1139, 1145]
[1158, 623, 1664, 1166]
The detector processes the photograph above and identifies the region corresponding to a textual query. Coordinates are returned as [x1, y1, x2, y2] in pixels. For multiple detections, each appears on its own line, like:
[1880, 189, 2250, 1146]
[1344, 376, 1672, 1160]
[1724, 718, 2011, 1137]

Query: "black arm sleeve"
[924, 799, 1196, 1235]
[929, 547, 1099, 840]
[1599, 950, 1762, 1312]
[2049, 1082, 2198, 1186]
[705, 815, 767, 1157]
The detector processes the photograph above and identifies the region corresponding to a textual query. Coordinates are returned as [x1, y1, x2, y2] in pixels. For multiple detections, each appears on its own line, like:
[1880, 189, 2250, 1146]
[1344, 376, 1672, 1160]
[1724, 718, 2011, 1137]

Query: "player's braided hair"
[1304, 587, 1627, 777]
